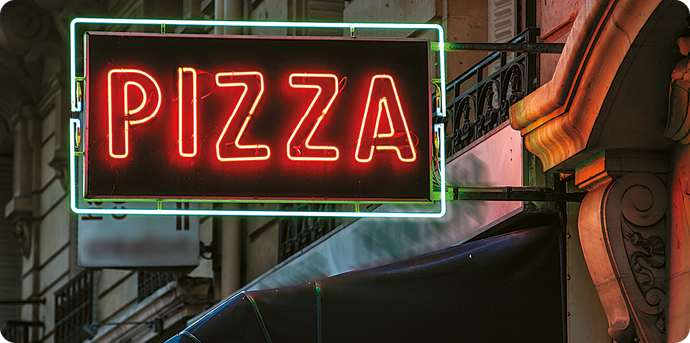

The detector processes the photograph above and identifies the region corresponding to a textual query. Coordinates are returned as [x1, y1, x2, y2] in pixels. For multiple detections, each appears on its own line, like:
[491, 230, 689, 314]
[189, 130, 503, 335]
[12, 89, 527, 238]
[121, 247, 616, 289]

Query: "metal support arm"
[433, 42, 565, 54]
[449, 186, 586, 202]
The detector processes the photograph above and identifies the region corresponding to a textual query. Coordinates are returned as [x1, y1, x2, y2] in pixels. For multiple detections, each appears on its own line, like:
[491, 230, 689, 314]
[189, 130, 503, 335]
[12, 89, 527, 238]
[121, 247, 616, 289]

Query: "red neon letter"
[215, 71, 270, 161]
[355, 75, 417, 163]
[108, 69, 162, 159]
[178, 67, 198, 157]
[287, 73, 340, 161]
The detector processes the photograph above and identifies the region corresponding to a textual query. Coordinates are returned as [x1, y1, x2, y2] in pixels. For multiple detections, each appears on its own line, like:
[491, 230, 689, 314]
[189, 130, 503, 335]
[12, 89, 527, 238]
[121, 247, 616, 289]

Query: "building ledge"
[509, 0, 666, 171]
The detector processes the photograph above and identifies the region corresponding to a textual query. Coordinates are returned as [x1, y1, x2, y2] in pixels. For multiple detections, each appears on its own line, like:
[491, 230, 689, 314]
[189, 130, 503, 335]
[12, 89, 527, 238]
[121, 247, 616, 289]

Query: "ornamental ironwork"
[137, 271, 185, 302]
[1, 321, 44, 343]
[278, 204, 337, 262]
[438, 28, 539, 158]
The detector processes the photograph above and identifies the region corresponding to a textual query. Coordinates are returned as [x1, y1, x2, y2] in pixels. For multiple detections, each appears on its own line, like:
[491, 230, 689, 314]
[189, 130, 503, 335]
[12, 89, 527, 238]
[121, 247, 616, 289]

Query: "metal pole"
[435, 42, 565, 54]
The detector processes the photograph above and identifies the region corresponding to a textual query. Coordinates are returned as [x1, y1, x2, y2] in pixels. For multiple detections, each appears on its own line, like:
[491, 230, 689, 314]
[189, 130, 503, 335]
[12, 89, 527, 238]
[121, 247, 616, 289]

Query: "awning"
[166, 224, 564, 343]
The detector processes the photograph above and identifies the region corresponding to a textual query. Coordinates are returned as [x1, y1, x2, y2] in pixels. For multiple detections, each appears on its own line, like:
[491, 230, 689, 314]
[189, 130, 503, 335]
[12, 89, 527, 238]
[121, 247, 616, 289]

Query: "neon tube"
[354, 74, 416, 163]
[215, 71, 270, 162]
[107, 69, 162, 159]
[287, 73, 340, 161]
[178, 67, 198, 157]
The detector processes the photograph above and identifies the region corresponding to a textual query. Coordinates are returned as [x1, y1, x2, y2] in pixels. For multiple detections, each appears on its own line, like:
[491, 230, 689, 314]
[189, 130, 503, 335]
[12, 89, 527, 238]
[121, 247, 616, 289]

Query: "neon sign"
[84, 31, 433, 202]
[71, 18, 447, 217]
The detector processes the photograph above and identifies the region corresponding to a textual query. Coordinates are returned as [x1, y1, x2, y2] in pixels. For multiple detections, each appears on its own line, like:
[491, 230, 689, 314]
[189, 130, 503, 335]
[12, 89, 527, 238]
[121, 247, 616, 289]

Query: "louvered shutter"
[490, 0, 515, 43]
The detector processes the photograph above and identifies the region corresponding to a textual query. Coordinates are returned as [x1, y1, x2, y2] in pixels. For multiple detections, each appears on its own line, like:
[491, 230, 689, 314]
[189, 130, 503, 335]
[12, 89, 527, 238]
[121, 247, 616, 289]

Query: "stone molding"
[667, 32, 690, 145]
[667, 78, 690, 144]
[509, 0, 663, 171]
[0, 0, 56, 57]
[668, 143, 690, 342]
[579, 172, 667, 343]
[574, 150, 668, 191]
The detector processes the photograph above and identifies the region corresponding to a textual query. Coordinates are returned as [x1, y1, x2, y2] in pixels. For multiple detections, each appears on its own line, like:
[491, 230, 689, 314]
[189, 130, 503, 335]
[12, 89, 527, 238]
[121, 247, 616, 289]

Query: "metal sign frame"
[69, 18, 447, 218]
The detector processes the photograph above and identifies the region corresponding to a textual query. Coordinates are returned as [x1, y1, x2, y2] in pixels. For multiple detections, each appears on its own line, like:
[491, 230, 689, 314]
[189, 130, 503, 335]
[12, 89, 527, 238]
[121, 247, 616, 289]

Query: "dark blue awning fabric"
[166, 224, 564, 343]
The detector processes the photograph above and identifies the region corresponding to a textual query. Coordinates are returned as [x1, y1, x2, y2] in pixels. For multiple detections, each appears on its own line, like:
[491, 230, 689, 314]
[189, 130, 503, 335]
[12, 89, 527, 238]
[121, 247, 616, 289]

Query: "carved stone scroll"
[579, 173, 667, 343]
[0, 0, 56, 57]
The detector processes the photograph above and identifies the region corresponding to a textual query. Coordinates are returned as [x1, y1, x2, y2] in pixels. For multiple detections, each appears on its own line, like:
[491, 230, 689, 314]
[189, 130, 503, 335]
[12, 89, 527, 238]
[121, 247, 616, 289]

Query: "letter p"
[108, 69, 162, 159]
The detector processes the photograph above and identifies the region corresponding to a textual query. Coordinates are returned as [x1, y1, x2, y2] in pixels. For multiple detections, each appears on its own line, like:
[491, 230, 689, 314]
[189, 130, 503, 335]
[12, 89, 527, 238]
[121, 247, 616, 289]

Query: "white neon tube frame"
[69, 17, 447, 218]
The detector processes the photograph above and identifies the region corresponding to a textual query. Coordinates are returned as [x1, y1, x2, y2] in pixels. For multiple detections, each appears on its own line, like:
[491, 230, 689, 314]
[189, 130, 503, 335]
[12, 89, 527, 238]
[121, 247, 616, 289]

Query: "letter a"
[355, 74, 417, 163]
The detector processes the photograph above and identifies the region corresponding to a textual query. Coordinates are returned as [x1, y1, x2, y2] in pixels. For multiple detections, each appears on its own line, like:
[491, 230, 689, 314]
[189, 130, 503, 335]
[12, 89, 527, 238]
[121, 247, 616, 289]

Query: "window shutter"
[490, 0, 515, 43]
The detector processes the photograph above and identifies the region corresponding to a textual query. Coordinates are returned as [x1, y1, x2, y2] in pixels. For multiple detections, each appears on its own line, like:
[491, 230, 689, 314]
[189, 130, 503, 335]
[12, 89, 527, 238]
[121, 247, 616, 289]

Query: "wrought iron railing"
[1, 320, 44, 343]
[278, 204, 337, 262]
[54, 269, 95, 343]
[137, 271, 185, 302]
[439, 28, 539, 158]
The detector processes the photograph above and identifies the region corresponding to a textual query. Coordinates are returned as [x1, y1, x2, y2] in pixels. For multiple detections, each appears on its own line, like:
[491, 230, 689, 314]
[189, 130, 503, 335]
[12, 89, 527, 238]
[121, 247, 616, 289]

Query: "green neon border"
[69, 18, 447, 218]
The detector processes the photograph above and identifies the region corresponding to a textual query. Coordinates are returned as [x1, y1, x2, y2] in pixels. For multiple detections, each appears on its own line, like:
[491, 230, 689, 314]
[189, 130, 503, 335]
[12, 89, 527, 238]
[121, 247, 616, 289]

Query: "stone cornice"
[509, 0, 663, 171]
[575, 150, 668, 191]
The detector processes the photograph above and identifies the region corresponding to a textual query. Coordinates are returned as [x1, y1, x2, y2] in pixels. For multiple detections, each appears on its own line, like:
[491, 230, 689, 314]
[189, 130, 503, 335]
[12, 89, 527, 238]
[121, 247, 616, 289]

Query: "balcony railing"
[137, 271, 185, 302]
[54, 269, 95, 343]
[1, 321, 44, 343]
[439, 28, 539, 159]
[276, 29, 541, 262]
[278, 204, 337, 262]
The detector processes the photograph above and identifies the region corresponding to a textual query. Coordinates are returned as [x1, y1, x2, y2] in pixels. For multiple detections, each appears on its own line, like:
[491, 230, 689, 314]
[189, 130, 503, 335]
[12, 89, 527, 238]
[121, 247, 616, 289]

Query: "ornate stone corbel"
[578, 170, 667, 343]
[6, 105, 37, 258]
[665, 28, 690, 343]
[13, 218, 32, 258]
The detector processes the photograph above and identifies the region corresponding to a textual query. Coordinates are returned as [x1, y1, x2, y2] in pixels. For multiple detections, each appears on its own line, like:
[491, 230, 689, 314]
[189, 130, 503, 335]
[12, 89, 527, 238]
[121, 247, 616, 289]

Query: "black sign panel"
[85, 32, 431, 202]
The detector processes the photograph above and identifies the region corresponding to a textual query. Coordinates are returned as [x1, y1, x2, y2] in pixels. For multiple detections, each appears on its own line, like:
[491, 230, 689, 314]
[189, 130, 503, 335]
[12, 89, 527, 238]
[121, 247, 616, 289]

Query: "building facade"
[0, 0, 687, 342]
